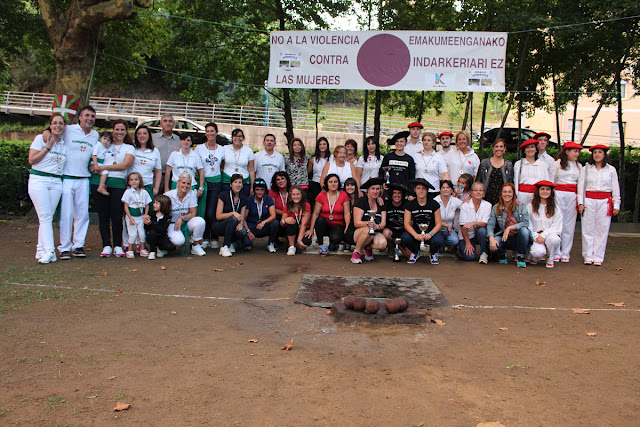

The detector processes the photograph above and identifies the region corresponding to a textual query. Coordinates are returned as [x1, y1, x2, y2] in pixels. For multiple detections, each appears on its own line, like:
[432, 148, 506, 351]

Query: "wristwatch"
[428, 231, 435, 236]
[198, 187, 204, 191]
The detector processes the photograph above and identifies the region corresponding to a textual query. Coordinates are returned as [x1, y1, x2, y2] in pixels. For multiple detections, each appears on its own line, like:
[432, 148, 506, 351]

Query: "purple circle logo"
[357, 34, 411, 87]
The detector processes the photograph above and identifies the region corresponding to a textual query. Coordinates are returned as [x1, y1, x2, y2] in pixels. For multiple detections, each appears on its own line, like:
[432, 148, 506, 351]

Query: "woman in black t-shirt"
[383, 183, 411, 261]
[350, 178, 387, 264]
[214, 174, 251, 257]
[402, 178, 444, 264]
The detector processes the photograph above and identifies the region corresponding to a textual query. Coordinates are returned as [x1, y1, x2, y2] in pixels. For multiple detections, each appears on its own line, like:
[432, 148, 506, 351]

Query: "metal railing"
[2, 90, 467, 136]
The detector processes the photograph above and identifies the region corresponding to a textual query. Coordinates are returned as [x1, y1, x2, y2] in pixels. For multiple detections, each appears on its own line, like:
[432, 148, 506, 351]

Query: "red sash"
[586, 191, 613, 216]
[518, 184, 536, 193]
[555, 184, 577, 193]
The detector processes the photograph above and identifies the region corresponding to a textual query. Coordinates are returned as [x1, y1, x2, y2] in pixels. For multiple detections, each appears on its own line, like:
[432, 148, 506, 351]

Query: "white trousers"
[57, 178, 90, 252]
[167, 217, 206, 247]
[581, 197, 611, 263]
[28, 175, 62, 256]
[518, 191, 534, 207]
[555, 191, 578, 260]
[126, 216, 146, 245]
[530, 234, 561, 263]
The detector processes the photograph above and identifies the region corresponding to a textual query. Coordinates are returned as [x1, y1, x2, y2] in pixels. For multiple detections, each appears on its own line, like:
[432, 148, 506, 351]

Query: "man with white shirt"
[534, 132, 556, 179]
[254, 134, 284, 190]
[404, 122, 423, 160]
[152, 115, 181, 190]
[51, 106, 99, 259]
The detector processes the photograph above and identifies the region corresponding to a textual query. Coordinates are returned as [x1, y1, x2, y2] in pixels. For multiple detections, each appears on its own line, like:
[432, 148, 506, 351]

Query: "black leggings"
[314, 216, 344, 246]
[285, 223, 313, 246]
[203, 181, 222, 240]
[92, 185, 125, 247]
[308, 181, 322, 206]
[146, 229, 173, 252]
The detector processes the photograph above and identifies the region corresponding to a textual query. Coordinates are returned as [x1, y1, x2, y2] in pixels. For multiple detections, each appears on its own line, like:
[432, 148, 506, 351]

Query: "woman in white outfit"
[414, 131, 449, 198]
[356, 136, 383, 190]
[164, 172, 207, 256]
[577, 145, 620, 266]
[446, 130, 480, 184]
[514, 139, 550, 207]
[309, 137, 331, 202]
[320, 145, 358, 190]
[28, 113, 67, 264]
[552, 141, 583, 263]
[527, 181, 563, 268]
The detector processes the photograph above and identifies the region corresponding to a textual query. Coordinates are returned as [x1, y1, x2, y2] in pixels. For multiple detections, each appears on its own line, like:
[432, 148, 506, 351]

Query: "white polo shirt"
[30, 135, 67, 175]
[254, 149, 285, 189]
[129, 147, 162, 187]
[165, 189, 199, 222]
[62, 124, 98, 178]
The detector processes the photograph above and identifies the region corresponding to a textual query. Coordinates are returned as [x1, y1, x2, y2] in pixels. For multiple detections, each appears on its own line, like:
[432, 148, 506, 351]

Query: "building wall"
[523, 79, 639, 147]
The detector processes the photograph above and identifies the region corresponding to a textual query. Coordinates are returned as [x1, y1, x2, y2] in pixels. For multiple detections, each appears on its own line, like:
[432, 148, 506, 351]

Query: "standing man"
[404, 122, 423, 160]
[534, 132, 556, 179]
[152, 115, 181, 189]
[437, 131, 455, 154]
[54, 106, 99, 259]
[254, 134, 284, 190]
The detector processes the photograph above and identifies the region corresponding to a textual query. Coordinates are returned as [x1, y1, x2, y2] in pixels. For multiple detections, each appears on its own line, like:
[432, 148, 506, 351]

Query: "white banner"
[268, 31, 507, 92]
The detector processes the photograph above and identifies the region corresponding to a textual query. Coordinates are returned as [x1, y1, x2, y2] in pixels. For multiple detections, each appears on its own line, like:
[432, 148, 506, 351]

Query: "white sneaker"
[229, 243, 236, 253]
[125, 250, 135, 259]
[148, 252, 156, 260]
[219, 245, 233, 257]
[210, 240, 220, 249]
[35, 246, 43, 260]
[114, 246, 126, 257]
[101, 246, 112, 257]
[191, 244, 206, 256]
[38, 252, 57, 264]
[157, 249, 168, 258]
[287, 246, 296, 256]
[201, 240, 210, 249]
[267, 243, 277, 253]
[479, 252, 488, 264]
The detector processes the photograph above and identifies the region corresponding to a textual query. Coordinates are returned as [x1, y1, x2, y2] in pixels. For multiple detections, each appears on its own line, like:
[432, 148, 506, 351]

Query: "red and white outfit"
[527, 202, 563, 264]
[577, 164, 620, 264]
[552, 159, 581, 261]
[514, 159, 550, 206]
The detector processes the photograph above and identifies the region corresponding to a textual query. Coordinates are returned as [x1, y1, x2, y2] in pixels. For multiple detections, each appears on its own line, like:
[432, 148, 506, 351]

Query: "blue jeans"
[211, 216, 251, 247]
[438, 228, 459, 248]
[401, 230, 445, 255]
[458, 226, 488, 261]
[248, 220, 280, 246]
[491, 228, 531, 259]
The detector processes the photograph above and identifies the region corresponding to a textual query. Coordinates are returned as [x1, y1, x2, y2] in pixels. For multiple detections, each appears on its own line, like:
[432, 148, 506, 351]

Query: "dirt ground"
[1, 220, 639, 426]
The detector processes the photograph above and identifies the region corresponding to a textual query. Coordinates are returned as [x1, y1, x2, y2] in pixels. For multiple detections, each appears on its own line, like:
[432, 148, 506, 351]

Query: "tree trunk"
[571, 95, 579, 141]
[581, 101, 603, 145]
[374, 90, 382, 143]
[497, 33, 531, 141]
[634, 161, 640, 222]
[479, 92, 489, 155]
[275, 0, 294, 144]
[551, 71, 562, 144]
[38, 0, 150, 101]
[417, 91, 425, 123]
[461, 93, 471, 130]
[615, 68, 625, 210]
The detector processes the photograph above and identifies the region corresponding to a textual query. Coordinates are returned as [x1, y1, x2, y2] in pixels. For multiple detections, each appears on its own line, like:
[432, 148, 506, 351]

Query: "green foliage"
[0, 141, 30, 213]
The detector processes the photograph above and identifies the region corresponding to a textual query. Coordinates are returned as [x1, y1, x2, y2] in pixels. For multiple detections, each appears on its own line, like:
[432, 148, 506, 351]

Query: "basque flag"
[52, 94, 80, 124]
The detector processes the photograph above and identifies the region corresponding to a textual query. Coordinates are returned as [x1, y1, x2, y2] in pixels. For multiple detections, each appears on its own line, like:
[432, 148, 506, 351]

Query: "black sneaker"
[59, 251, 71, 260]
[73, 248, 86, 258]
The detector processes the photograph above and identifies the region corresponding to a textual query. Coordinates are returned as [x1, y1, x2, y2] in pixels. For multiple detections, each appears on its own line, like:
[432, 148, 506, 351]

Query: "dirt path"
[1, 221, 638, 425]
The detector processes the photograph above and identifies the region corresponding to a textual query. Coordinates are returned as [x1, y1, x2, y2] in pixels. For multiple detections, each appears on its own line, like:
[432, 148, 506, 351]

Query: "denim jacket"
[476, 158, 514, 187]
[487, 202, 529, 237]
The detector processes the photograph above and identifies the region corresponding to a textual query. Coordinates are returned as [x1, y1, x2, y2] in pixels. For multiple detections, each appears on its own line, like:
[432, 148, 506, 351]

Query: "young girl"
[92, 131, 113, 196]
[343, 177, 359, 251]
[577, 145, 620, 266]
[514, 139, 550, 206]
[553, 141, 583, 262]
[121, 172, 152, 258]
[281, 185, 312, 255]
[143, 194, 173, 260]
[455, 173, 473, 203]
[528, 181, 563, 268]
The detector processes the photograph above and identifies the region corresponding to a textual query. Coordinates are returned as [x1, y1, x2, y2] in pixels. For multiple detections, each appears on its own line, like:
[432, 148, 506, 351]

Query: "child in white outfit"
[92, 131, 113, 196]
[121, 172, 152, 258]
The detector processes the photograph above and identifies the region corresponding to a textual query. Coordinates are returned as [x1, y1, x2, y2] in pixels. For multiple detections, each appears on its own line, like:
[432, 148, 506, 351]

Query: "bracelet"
[43, 147, 50, 151]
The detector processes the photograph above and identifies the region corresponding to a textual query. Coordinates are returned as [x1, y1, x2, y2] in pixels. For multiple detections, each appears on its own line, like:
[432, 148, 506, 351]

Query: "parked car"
[138, 117, 231, 146]
[476, 127, 559, 152]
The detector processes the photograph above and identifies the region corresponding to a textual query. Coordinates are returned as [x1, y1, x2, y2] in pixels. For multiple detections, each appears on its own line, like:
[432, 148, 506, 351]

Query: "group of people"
[28, 110, 620, 267]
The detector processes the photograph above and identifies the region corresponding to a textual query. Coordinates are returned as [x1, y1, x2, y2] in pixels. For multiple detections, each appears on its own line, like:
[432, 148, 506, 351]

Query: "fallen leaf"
[170, 311, 177, 315]
[463, 296, 470, 300]
[287, 317, 296, 320]
[296, 267, 303, 272]
[113, 402, 131, 411]
[615, 268, 623, 271]
[248, 339, 258, 343]
[129, 269, 137, 272]
[280, 338, 294, 351]
[213, 268, 224, 272]
[102, 270, 108, 277]
[499, 327, 509, 331]
[571, 308, 590, 314]
[85, 395, 98, 399]
[303, 306, 312, 310]
[586, 332, 597, 336]
[236, 262, 244, 266]
[250, 354, 255, 356]
[160, 266, 166, 270]
[477, 422, 506, 427]
[431, 319, 446, 326]
[326, 310, 332, 315]
[115, 289, 123, 294]
[536, 278, 546, 286]
[607, 302, 625, 307]
[452, 306, 462, 310]
[24, 240, 32, 243]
